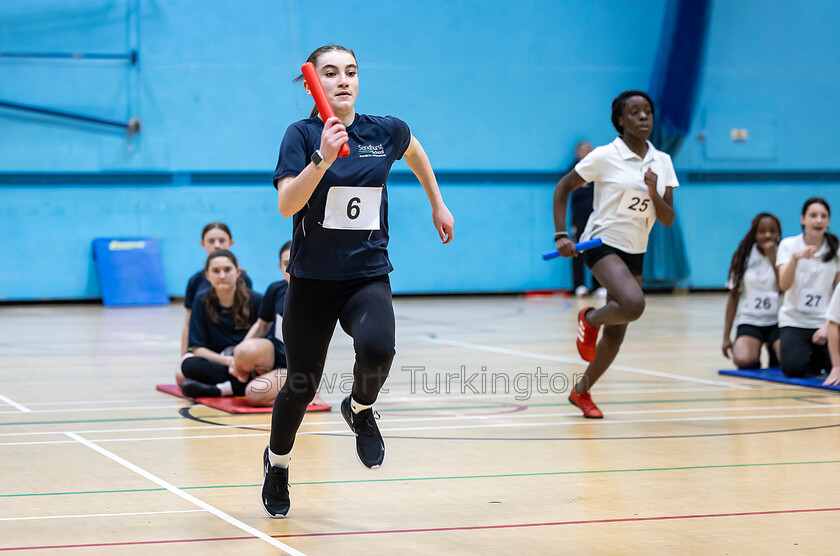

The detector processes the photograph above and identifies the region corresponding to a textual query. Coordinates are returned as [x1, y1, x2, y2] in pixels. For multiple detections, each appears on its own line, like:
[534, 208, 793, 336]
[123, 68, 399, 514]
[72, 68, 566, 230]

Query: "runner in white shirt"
[722, 213, 782, 368]
[822, 284, 840, 386]
[776, 197, 840, 378]
[552, 90, 679, 418]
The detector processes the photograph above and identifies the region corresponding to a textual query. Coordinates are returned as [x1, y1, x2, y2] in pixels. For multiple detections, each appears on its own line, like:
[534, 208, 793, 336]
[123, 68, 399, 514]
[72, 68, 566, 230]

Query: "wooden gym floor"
[1, 292, 839, 554]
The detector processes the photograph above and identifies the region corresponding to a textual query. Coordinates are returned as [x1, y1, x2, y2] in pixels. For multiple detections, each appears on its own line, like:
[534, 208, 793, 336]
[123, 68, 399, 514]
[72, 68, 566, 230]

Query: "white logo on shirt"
[358, 144, 386, 158]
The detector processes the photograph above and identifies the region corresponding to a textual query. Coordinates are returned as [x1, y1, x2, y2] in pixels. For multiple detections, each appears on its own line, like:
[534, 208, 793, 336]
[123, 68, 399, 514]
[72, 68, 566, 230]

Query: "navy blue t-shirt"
[258, 280, 287, 356]
[188, 289, 263, 352]
[273, 113, 411, 280]
[184, 270, 253, 309]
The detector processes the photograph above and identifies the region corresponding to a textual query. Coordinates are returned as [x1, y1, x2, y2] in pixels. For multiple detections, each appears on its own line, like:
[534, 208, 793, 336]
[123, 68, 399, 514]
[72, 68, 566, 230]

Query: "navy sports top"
[259, 280, 287, 355]
[188, 289, 263, 352]
[273, 114, 411, 280]
[184, 270, 253, 309]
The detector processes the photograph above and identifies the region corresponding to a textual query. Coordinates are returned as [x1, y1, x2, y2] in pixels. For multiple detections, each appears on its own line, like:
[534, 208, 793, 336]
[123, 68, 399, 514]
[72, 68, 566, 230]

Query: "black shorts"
[583, 244, 645, 277]
[736, 323, 780, 345]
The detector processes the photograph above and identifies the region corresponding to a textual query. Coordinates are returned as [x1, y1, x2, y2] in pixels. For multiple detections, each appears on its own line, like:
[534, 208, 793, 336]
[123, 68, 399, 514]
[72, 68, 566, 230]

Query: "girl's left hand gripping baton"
[542, 238, 603, 260]
[301, 62, 350, 158]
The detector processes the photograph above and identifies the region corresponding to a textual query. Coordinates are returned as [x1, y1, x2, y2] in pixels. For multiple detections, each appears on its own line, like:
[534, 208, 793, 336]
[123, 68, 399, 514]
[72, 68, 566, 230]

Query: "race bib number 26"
[740, 290, 778, 317]
[323, 186, 382, 230]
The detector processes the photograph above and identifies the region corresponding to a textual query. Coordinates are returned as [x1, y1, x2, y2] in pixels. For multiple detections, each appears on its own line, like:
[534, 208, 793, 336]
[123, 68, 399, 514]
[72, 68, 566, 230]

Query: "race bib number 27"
[797, 289, 825, 314]
[323, 186, 382, 230]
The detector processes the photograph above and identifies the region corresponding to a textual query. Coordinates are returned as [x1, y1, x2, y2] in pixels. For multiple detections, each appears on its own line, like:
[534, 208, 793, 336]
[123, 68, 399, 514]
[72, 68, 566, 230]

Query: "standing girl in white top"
[552, 90, 679, 418]
[722, 213, 782, 369]
[776, 197, 840, 378]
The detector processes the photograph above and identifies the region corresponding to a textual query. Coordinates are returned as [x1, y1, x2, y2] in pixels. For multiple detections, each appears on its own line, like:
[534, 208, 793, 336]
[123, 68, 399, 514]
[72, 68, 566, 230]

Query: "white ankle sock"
[268, 449, 291, 468]
[216, 381, 233, 396]
[350, 397, 372, 414]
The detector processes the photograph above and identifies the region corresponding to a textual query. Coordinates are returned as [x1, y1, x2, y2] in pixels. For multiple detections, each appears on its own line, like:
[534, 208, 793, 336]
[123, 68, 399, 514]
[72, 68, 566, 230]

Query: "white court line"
[4, 408, 838, 447]
[0, 382, 805, 416]
[2, 397, 836, 442]
[65, 432, 306, 556]
[379, 386, 752, 403]
[0, 423, 255, 438]
[0, 393, 31, 413]
[0, 403, 188, 415]
[22, 398, 185, 407]
[425, 337, 752, 389]
[59, 403, 840, 441]
[0, 509, 205, 521]
[308, 410, 840, 434]
[5, 384, 761, 414]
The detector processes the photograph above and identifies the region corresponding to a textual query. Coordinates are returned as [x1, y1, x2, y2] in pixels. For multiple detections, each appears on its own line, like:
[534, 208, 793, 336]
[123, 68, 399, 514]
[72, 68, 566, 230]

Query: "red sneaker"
[576, 307, 599, 362]
[569, 388, 603, 418]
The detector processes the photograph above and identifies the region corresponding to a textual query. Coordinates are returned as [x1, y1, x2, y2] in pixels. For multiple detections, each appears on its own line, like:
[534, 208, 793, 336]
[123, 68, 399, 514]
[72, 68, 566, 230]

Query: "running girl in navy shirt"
[261, 45, 454, 518]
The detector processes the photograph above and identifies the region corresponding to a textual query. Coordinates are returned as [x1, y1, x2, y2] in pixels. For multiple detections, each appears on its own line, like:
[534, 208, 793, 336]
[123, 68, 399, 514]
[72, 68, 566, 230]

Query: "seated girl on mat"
[722, 212, 782, 369]
[180, 222, 253, 355]
[823, 284, 840, 386]
[176, 249, 262, 398]
[776, 197, 840, 378]
[230, 241, 327, 407]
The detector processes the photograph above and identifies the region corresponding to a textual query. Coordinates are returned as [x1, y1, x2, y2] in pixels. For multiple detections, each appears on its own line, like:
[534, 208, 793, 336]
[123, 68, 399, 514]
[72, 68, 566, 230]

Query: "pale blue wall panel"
[3, 0, 840, 299]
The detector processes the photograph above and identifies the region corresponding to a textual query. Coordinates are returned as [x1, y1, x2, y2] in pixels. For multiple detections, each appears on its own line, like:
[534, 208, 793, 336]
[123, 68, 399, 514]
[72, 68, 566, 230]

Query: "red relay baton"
[301, 62, 350, 158]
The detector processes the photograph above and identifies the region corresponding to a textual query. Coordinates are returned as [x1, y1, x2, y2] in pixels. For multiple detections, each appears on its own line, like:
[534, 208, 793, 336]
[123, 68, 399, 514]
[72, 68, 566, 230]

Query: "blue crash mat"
[719, 367, 840, 392]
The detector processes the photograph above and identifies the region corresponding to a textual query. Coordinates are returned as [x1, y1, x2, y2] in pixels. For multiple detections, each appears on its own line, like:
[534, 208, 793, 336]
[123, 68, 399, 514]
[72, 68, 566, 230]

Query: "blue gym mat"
[719, 367, 840, 392]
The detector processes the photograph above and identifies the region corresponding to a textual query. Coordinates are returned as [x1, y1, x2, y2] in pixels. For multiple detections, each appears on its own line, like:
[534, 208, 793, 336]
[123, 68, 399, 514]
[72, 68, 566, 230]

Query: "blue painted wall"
[672, 0, 840, 288]
[1, 1, 838, 299]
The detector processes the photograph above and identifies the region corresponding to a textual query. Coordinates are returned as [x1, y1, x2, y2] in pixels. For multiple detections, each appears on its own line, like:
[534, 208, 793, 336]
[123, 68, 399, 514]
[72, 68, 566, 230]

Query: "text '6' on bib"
[323, 186, 383, 231]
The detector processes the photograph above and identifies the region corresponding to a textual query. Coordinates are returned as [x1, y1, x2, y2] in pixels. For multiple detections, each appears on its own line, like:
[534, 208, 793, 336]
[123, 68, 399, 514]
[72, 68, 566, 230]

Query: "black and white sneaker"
[180, 379, 221, 398]
[261, 446, 290, 518]
[340, 396, 385, 469]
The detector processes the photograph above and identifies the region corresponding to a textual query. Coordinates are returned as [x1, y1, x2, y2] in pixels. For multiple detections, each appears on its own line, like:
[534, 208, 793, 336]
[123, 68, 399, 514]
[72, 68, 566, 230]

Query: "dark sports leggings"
[181, 356, 246, 396]
[779, 326, 830, 378]
[269, 275, 395, 455]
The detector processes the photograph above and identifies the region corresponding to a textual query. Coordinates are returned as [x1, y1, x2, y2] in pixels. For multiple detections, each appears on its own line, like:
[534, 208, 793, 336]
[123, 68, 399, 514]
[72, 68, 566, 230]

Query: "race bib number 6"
[323, 186, 382, 230]
[616, 188, 653, 219]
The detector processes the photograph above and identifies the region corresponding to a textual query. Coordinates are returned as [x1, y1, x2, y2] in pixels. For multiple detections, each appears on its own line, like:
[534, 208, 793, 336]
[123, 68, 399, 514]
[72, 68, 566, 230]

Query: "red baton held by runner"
[301, 62, 350, 158]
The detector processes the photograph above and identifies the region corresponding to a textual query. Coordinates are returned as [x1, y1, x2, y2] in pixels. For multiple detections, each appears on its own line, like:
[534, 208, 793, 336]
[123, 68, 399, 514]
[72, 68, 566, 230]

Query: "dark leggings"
[779, 326, 830, 377]
[269, 275, 396, 455]
[181, 356, 246, 396]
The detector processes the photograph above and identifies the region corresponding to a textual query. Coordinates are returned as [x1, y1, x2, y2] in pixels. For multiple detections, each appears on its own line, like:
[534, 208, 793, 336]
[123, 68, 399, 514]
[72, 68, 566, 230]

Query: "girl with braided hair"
[722, 213, 782, 368]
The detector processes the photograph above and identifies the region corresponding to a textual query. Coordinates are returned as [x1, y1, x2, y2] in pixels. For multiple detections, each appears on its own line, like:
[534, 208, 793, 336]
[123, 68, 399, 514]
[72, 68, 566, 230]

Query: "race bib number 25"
[616, 188, 653, 219]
